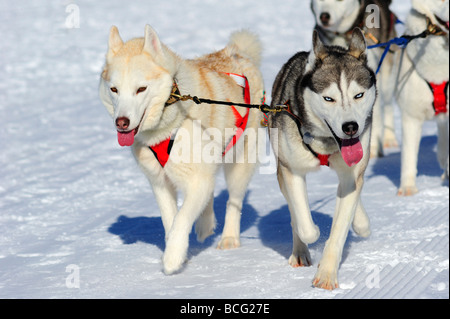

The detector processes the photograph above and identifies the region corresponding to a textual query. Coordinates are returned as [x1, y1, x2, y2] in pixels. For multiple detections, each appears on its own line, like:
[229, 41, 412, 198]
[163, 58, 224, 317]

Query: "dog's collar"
[425, 16, 448, 37]
[164, 81, 182, 107]
[280, 101, 332, 166]
[412, 9, 449, 37]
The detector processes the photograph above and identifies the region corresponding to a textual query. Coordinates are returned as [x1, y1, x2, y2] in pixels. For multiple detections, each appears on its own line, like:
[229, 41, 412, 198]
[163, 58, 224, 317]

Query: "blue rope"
[368, 37, 410, 74]
[367, 29, 430, 74]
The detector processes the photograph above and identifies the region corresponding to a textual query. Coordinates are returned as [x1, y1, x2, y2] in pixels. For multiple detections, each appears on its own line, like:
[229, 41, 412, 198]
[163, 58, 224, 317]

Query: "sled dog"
[99, 25, 264, 274]
[394, 0, 449, 196]
[269, 29, 376, 290]
[311, 0, 398, 157]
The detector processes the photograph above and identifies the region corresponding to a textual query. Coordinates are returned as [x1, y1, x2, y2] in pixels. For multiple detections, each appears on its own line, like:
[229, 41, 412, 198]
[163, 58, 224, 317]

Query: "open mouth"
[325, 121, 364, 167]
[435, 14, 449, 31]
[117, 127, 139, 147]
[116, 112, 146, 147]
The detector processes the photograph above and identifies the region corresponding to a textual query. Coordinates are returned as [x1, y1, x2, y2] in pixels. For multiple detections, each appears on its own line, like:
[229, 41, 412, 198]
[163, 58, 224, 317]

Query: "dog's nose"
[116, 117, 130, 130]
[320, 12, 331, 26]
[342, 122, 359, 137]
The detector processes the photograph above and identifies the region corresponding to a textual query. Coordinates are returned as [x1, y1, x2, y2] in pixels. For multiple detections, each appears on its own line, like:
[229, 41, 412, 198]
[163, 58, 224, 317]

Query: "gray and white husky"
[394, 0, 449, 196]
[311, 0, 398, 157]
[269, 29, 376, 290]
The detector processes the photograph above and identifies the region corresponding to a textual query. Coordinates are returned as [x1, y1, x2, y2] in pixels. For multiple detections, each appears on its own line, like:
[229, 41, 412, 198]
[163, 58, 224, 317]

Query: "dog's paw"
[195, 216, 216, 243]
[397, 185, 418, 196]
[217, 236, 240, 250]
[383, 138, 398, 149]
[441, 169, 449, 181]
[312, 266, 339, 290]
[370, 146, 384, 159]
[383, 131, 399, 149]
[353, 223, 371, 238]
[352, 212, 371, 238]
[288, 253, 312, 268]
[162, 252, 186, 275]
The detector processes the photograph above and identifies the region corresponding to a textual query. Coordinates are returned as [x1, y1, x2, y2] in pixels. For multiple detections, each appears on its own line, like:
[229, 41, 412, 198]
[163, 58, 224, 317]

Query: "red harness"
[427, 81, 449, 116]
[222, 73, 250, 156]
[150, 73, 251, 167]
[317, 154, 330, 166]
[149, 138, 173, 168]
[283, 102, 331, 167]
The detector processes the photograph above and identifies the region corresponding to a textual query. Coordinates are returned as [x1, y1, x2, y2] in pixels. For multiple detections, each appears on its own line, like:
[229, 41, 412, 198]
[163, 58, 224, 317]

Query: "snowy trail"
[0, 0, 448, 299]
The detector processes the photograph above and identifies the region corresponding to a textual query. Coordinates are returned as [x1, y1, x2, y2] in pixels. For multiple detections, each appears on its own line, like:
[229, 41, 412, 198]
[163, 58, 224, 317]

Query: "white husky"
[394, 0, 449, 196]
[311, 0, 399, 157]
[99, 25, 264, 274]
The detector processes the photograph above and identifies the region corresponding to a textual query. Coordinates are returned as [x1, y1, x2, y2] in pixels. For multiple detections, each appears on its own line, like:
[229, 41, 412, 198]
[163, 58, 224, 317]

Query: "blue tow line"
[367, 20, 439, 74]
[368, 36, 410, 74]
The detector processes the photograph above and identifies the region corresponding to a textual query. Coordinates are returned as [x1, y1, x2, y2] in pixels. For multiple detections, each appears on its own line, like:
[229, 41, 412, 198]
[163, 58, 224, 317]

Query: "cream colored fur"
[99, 25, 264, 274]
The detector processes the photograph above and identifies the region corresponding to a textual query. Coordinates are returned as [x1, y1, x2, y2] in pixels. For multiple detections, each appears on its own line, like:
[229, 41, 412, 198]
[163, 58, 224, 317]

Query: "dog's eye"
[110, 87, 118, 94]
[323, 96, 335, 103]
[354, 92, 364, 100]
[136, 87, 147, 94]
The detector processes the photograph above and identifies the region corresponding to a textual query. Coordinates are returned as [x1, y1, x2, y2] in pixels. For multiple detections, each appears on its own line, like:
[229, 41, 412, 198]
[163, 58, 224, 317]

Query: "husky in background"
[269, 29, 376, 290]
[99, 25, 264, 274]
[311, 0, 398, 158]
[394, 0, 449, 196]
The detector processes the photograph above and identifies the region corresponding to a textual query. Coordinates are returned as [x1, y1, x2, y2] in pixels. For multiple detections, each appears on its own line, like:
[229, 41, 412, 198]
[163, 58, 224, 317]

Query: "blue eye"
[323, 96, 335, 102]
[354, 92, 364, 99]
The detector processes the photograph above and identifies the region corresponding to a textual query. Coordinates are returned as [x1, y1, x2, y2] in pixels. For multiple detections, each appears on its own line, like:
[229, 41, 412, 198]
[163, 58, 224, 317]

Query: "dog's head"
[99, 25, 175, 147]
[311, 0, 361, 32]
[412, 0, 449, 34]
[303, 28, 377, 166]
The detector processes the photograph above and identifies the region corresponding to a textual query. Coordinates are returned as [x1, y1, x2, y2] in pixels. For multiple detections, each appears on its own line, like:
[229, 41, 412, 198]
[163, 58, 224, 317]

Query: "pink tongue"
[117, 130, 135, 147]
[341, 137, 363, 167]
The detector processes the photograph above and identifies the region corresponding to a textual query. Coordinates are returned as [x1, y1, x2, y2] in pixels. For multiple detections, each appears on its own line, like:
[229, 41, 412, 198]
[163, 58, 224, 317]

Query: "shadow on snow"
[108, 190, 258, 257]
[369, 134, 445, 188]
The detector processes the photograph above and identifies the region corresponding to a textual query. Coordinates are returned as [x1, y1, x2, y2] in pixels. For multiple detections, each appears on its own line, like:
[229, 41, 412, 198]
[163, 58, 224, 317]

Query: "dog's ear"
[143, 24, 164, 58]
[348, 28, 367, 61]
[107, 26, 124, 63]
[312, 30, 328, 61]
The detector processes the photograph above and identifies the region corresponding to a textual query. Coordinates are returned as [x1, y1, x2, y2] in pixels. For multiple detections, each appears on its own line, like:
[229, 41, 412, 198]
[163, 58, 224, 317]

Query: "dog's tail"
[228, 30, 262, 67]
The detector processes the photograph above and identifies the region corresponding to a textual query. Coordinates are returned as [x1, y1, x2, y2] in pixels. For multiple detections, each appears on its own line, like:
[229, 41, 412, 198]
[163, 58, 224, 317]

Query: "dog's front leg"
[152, 182, 178, 241]
[370, 93, 384, 158]
[132, 144, 178, 239]
[380, 51, 399, 149]
[278, 163, 320, 245]
[352, 199, 371, 238]
[398, 113, 423, 196]
[313, 168, 363, 290]
[162, 177, 215, 275]
[436, 115, 449, 180]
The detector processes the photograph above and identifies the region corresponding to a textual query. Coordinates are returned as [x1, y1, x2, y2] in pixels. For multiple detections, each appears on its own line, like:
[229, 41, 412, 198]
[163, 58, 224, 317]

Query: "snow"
[0, 0, 448, 300]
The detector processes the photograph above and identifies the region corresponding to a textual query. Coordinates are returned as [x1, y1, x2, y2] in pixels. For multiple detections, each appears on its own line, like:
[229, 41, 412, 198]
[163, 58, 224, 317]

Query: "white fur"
[305, 73, 376, 141]
[394, 0, 449, 196]
[99, 25, 264, 274]
[312, 0, 361, 39]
